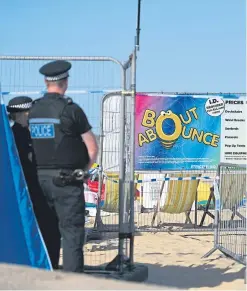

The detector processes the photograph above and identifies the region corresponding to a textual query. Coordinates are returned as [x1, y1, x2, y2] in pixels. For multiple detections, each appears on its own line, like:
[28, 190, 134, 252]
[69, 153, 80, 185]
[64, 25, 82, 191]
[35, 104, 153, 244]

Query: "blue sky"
[0, 0, 246, 94]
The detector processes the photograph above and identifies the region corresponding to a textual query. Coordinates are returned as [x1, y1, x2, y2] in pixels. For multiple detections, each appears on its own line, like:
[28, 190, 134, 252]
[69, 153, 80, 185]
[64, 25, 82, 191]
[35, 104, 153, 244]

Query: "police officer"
[28, 60, 98, 273]
[7, 96, 61, 270]
[7, 97, 35, 186]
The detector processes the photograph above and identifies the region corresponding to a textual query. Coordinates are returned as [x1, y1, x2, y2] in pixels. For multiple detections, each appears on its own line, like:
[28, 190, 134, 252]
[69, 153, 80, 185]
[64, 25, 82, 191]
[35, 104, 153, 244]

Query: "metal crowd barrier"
[203, 163, 246, 265]
[0, 55, 135, 275]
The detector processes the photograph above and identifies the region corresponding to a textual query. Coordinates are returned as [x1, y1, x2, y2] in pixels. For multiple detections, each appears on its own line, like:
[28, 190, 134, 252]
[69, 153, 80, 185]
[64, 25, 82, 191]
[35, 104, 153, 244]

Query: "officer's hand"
[83, 172, 90, 183]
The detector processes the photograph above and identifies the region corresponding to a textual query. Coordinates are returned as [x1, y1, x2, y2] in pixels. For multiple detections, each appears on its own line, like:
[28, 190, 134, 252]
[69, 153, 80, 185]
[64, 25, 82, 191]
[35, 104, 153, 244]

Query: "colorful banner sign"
[135, 93, 246, 171]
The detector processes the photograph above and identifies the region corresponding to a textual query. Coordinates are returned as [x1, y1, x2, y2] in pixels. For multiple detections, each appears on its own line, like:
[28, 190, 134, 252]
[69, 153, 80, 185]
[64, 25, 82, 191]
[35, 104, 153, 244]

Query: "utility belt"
[38, 168, 90, 187]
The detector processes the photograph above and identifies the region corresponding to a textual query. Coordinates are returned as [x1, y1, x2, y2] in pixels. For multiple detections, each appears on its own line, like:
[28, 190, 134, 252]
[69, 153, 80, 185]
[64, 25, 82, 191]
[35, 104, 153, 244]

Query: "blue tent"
[0, 96, 52, 270]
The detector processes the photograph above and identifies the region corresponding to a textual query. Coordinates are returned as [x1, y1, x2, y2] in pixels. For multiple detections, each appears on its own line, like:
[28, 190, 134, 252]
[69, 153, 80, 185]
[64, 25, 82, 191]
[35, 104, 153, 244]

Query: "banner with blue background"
[135, 93, 246, 171]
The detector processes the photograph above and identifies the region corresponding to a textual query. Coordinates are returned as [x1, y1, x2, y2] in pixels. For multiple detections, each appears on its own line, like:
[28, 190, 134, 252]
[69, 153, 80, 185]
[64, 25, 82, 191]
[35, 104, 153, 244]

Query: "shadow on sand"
[143, 262, 246, 289]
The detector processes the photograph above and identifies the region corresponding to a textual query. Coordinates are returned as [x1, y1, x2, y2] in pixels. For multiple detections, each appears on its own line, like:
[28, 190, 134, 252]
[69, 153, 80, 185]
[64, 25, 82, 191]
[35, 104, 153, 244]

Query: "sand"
[82, 210, 246, 290]
[133, 232, 246, 290]
[0, 231, 245, 290]
[84, 231, 246, 290]
[0, 263, 165, 290]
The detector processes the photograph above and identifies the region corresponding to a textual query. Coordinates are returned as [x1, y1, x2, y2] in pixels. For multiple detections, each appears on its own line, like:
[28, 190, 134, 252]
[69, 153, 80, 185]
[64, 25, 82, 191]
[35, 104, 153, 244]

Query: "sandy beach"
[0, 228, 245, 290]
[0, 263, 164, 290]
[134, 232, 246, 290]
[84, 230, 246, 290]
[1, 232, 245, 290]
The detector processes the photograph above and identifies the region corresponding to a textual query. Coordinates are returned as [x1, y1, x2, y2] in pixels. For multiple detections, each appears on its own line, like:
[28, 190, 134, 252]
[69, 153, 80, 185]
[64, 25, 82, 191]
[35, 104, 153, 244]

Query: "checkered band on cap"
[45, 71, 69, 81]
[8, 102, 32, 109]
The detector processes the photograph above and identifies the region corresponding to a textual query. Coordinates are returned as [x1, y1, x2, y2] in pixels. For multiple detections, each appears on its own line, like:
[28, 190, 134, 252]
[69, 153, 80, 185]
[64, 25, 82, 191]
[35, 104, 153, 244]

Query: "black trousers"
[37, 170, 85, 273]
[28, 180, 61, 270]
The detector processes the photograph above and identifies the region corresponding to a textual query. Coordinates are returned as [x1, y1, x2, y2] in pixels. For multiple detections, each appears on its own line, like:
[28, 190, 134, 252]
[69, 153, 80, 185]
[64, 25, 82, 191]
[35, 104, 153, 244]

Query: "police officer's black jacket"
[28, 93, 91, 170]
[12, 122, 38, 185]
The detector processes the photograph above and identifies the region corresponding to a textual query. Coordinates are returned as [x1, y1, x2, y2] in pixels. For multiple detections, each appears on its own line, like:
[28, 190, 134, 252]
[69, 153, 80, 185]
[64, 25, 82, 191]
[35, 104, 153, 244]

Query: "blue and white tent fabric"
[0, 96, 52, 270]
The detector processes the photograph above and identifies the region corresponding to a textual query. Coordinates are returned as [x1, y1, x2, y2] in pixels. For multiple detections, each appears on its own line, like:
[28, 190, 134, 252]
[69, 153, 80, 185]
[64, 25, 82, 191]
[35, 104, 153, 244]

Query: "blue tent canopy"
[0, 96, 52, 270]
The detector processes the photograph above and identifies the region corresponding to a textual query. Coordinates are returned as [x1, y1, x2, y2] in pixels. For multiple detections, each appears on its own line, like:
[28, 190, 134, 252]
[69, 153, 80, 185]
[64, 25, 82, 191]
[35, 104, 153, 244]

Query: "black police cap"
[39, 60, 72, 82]
[7, 96, 33, 113]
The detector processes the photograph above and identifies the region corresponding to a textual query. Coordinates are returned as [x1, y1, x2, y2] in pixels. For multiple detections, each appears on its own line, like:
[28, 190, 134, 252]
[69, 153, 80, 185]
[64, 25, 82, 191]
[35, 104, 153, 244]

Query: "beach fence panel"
[92, 91, 122, 271]
[93, 52, 136, 272]
[0, 55, 133, 273]
[203, 163, 246, 265]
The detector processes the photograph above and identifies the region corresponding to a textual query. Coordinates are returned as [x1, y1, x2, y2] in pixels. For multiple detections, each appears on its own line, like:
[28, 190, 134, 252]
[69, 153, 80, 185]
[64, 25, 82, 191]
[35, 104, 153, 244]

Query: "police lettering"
[30, 124, 55, 139]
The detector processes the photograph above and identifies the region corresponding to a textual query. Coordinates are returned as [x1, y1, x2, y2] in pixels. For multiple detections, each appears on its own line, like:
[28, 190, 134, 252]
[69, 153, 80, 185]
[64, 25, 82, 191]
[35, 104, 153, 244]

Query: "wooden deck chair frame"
[151, 173, 201, 228]
[151, 174, 167, 227]
[199, 186, 216, 226]
[198, 186, 245, 227]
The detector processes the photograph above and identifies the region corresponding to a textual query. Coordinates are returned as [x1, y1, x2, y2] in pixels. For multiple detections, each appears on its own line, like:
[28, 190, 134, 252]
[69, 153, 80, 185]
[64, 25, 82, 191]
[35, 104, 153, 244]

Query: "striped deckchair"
[151, 173, 201, 227]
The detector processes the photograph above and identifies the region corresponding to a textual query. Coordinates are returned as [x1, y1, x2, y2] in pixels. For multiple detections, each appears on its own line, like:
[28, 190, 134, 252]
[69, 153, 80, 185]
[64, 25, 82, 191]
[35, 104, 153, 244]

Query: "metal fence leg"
[202, 246, 218, 258]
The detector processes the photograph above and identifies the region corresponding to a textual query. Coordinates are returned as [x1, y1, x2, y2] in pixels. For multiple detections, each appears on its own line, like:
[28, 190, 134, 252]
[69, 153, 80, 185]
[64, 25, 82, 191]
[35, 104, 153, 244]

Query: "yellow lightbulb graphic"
[156, 110, 182, 149]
